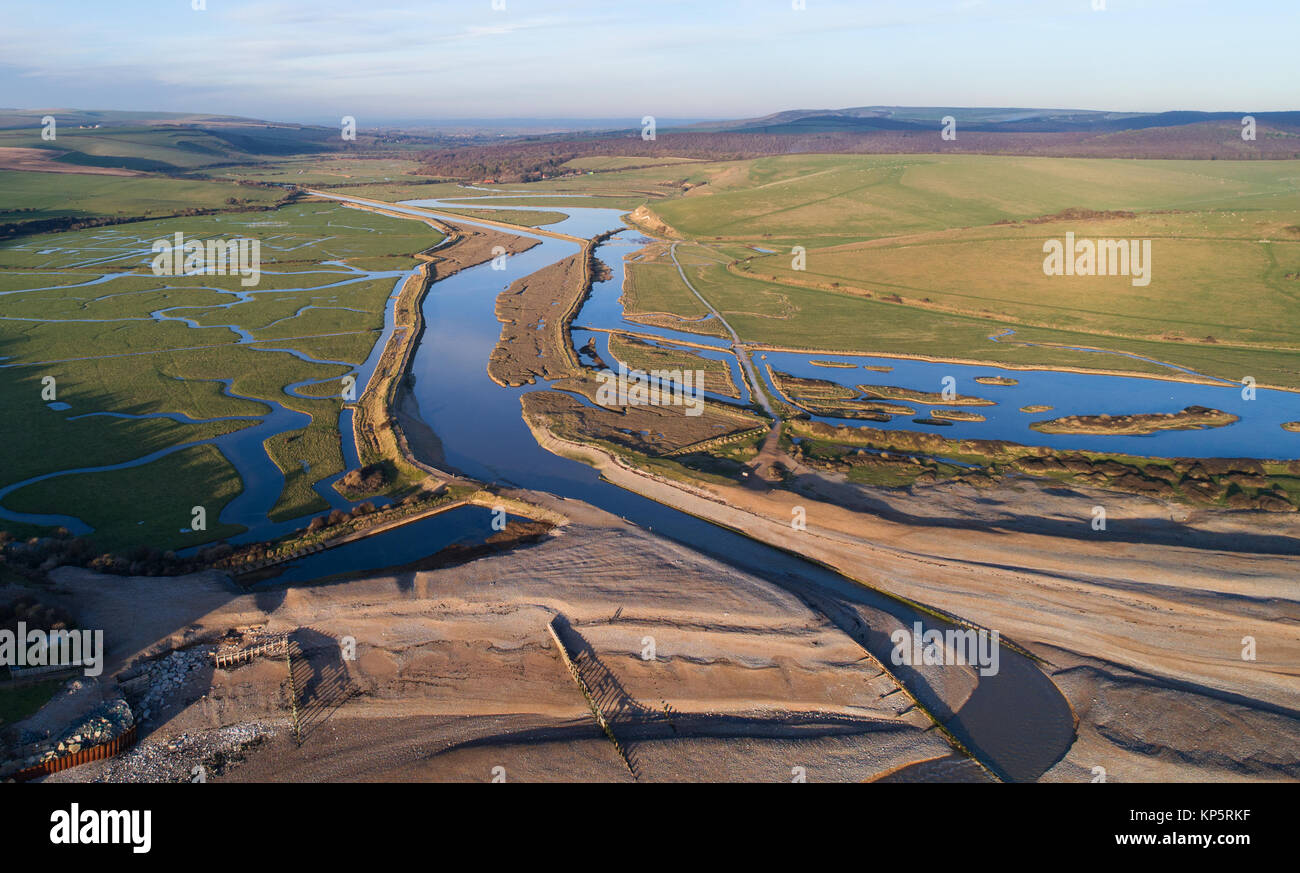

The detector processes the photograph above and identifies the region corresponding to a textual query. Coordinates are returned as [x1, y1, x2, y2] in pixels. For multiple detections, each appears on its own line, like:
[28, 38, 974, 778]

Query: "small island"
[772, 369, 914, 419]
[931, 408, 987, 422]
[1283, 421, 1300, 433]
[858, 383, 995, 407]
[1030, 405, 1239, 435]
[1020, 404, 1055, 413]
[812, 408, 892, 422]
[796, 401, 916, 419]
[810, 360, 857, 369]
[974, 376, 1019, 386]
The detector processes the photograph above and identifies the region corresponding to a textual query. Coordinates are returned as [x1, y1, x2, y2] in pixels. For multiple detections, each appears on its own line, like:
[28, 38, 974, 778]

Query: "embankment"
[347, 210, 538, 482]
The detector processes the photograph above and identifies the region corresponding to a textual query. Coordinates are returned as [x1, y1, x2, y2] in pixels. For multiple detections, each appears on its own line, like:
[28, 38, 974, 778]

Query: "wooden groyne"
[547, 617, 639, 780]
[285, 643, 302, 746]
[3, 663, 87, 684]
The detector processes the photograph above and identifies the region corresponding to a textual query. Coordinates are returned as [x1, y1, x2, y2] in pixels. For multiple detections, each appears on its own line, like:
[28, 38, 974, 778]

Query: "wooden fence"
[212, 635, 288, 669]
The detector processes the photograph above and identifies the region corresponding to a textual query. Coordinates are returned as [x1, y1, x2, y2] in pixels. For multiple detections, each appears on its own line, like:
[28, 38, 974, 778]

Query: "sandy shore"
[34, 504, 966, 783]
[524, 420, 1300, 782]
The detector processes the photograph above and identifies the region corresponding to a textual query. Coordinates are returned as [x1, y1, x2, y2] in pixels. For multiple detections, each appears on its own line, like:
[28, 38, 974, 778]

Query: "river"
[5, 195, 1087, 780]
[299, 192, 1080, 781]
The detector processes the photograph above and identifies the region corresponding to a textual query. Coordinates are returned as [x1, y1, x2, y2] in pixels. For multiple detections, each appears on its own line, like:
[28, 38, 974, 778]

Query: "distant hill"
[7, 105, 1297, 183]
[416, 105, 1300, 183]
[0, 108, 258, 130]
[684, 106, 1300, 135]
[0, 109, 443, 175]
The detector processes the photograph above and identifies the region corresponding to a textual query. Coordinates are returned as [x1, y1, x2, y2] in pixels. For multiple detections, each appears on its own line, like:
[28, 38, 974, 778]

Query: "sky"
[0, 0, 1295, 125]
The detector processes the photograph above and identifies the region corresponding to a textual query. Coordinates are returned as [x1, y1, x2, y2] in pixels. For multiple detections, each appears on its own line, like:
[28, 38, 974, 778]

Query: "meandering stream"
[0, 255, 412, 539]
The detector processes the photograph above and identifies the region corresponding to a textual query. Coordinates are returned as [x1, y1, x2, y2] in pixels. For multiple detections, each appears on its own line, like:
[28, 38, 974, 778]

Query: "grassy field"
[322, 175, 648, 211]
[214, 156, 426, 186]
[745, 209, 1300, 349]
[592, 154, 1300, 389]
[637, 250, 1300, 387]
[0, 202, 443, 551]
[0, 125, 279, 172]
[0, 678, 66, 726]
[0, 125, 443, 235]
[0, 170, 287, 230]
[0, 121, 417, 173]
[5, 444, 246, 552]
[647, 154, 1300, 246]
[323, 180, 478, 200]
[620, 243, 727, 338]
[445, 195, 644, 210]
[491, 159, 734, 201]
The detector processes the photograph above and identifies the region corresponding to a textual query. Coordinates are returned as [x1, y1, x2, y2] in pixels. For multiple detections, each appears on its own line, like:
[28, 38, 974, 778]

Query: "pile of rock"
[54, 698, 133, 753]
[2, 697, 134, 778]
[119, 646, 212, 725]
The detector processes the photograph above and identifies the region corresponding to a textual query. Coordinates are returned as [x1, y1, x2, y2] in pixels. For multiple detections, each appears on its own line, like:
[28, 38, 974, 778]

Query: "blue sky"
[0, 0, 1295, 124]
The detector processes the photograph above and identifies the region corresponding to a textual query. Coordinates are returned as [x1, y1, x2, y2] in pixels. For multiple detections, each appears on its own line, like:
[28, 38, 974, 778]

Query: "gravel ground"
[46, 721, 278, 783]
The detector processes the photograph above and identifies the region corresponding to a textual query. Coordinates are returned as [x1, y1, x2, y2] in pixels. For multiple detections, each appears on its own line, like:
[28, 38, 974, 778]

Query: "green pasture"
[0, 202, 440, 550]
